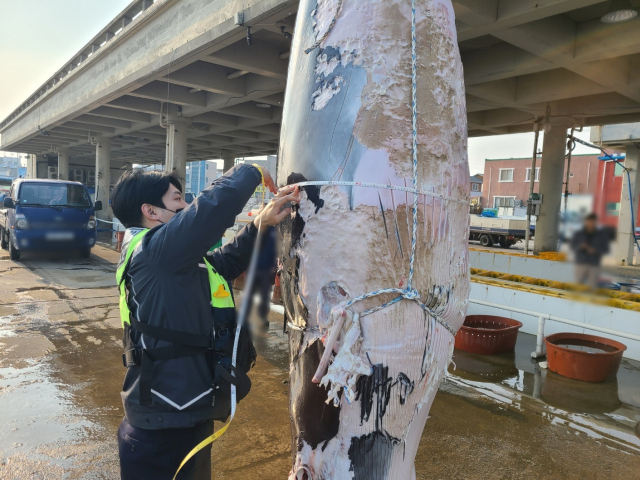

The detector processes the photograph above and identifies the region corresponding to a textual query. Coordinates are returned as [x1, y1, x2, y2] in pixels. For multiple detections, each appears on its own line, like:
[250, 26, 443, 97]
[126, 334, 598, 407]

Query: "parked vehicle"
[0, 179, 102, 260]
[469, 215, 528, 248]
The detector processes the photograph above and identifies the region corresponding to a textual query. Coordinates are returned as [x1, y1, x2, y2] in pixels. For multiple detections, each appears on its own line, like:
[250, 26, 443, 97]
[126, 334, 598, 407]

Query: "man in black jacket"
[111, 163, 299, 480]
[570, 213, 610, 289]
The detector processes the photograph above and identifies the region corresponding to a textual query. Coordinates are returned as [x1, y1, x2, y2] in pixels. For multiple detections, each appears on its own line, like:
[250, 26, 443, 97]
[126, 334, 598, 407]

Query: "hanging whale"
[277, 0, 469, 478]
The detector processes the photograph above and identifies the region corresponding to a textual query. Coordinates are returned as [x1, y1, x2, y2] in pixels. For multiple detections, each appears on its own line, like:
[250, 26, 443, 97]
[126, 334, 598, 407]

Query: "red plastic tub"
[545, 332, 626, 383]
[454, 315, 522, 355]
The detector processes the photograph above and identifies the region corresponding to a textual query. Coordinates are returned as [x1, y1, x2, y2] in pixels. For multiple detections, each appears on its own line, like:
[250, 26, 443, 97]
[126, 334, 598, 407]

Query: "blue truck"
[0, 179, 102, 260]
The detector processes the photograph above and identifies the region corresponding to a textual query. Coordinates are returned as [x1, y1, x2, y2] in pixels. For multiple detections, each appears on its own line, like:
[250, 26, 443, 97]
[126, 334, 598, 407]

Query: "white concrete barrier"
[469, 282, 640, 361]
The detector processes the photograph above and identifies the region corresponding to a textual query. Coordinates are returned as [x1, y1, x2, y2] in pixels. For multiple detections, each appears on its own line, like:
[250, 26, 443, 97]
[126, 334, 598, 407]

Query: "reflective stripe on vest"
[116, 229, 234, 328]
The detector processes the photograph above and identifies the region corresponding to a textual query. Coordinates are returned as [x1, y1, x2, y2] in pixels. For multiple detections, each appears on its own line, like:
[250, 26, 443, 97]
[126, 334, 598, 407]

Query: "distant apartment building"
[0, 155, 26, 178]
[482, 154, 602, 216]
[470, 174, 483, 205]
[185, 160, 221, 195]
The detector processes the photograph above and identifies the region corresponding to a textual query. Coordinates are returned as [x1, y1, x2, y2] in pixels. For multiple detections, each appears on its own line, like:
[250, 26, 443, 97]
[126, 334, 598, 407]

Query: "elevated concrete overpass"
[2, 0, 640, 251]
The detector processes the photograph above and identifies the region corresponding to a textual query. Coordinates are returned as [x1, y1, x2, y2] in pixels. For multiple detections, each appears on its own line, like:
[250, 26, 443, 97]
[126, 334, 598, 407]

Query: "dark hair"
[111, 169, 183, 228]
[585, 213, 598, 221]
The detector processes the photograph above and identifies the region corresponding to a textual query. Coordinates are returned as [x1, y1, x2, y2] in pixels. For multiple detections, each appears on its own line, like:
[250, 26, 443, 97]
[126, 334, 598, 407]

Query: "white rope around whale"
[294, 180, 468, 206]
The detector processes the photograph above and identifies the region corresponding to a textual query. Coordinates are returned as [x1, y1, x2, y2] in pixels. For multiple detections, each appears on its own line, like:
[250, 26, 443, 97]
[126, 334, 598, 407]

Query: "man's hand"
[253, 185, 301, 230]
[258, 166, 278, 194]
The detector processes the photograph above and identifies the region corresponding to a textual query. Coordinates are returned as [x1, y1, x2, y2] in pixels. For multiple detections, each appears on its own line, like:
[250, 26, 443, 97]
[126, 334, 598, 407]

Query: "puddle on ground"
[447, 332, 640, 454]
[0, 363, 98, 461]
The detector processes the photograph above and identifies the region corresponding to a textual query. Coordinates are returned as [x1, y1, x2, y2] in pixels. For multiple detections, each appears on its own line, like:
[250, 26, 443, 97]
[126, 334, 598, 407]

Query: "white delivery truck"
[469, 215, 529, 248]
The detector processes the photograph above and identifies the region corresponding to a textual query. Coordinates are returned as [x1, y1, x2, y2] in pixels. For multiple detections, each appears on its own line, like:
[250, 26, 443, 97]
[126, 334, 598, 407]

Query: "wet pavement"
[1, 246, 640, 479]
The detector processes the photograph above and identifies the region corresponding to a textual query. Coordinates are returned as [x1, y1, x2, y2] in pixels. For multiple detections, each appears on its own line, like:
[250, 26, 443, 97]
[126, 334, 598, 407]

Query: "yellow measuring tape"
[172, 420, 232, 480]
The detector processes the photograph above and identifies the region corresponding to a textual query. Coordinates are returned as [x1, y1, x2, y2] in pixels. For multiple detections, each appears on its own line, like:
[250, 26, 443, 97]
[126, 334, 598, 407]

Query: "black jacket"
[570, 227, 610, 266]
[118, 164, 261, 429]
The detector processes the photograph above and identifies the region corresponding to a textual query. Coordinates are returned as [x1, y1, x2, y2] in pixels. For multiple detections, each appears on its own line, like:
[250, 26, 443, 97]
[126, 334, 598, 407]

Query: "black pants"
[118, 417, 213, 480]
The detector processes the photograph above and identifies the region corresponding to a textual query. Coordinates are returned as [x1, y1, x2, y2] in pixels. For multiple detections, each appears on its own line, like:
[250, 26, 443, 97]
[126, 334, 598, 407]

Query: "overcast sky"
[0, 1, 601, 173]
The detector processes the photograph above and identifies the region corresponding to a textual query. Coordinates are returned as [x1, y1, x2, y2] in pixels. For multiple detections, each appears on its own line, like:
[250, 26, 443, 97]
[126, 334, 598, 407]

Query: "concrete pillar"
[57, 147, 69, 180]
[163, 104, 188, 183]
[614, 145, 640, 266]
[222, 153, 235, 172]
[27, 154, 37, 179]
[95, 137, 112, 221]
[534, 124, 568, 254]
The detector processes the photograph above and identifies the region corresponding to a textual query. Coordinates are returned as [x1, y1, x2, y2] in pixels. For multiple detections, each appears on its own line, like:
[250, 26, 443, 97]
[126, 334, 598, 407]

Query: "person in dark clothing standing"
[111, 163, 300, 480]
[570, 213, 610, 289]
[251, 224, 278, 327]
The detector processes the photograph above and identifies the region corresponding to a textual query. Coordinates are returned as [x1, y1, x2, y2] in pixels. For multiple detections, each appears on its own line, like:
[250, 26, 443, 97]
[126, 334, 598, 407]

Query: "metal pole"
[559, 127, 575, 250]
[532, 315, 547, 359]
[564, 128, 574, 222]
[524, 120, 541, 255]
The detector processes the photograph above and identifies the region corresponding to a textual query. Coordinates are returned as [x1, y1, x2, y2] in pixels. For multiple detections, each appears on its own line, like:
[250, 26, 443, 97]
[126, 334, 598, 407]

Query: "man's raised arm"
[147, 164, 262, 270]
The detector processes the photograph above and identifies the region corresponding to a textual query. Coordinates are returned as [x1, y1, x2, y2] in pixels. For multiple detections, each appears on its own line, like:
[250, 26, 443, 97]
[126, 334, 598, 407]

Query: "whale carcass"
[277, 0, 469, 478]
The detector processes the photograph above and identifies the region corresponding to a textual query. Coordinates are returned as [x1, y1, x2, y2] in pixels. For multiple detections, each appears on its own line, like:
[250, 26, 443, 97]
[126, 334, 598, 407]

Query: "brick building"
[482, 154, 602, 215]
[594, 156, 640, 229]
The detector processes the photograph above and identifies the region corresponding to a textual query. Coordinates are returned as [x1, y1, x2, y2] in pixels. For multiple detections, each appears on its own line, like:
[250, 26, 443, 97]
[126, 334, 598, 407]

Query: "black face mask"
[154, 205, 184, 224]
[155, 205, 184, 215]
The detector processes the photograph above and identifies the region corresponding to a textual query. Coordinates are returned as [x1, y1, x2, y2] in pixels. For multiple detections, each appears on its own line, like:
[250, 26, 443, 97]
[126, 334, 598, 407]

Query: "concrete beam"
[53, 126, 96, 136]
[254, 92, 285, 107]
[223, 130, 260, 140]
[108, 96, 163, 115]
[219, 103, 282, 121]
[190, 111, 238, 127]
[527, 93, 640, 119]
[245, 123, 280, 135]
[453, 0, 497, 28]
[74, 114, 132, 129]
[49, 128, 88, 139]
[584, 113, 640, 127]
[467, 108, 533, 130]
[463, 43, 550, 86]
[494, 16, 640, 103]
[456, 0, 604, 42]
[467, 69, 611, 108]
[205, 41, 288, 80]
[65, 121, 115, 134]
[130, 82, 207, 107]
[575, 17, 640, 63]
[162, 62, 246, 96]
[130, 131, 167, 142]
[198, 133, 234, 144]
[89, 106, 152, 123]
